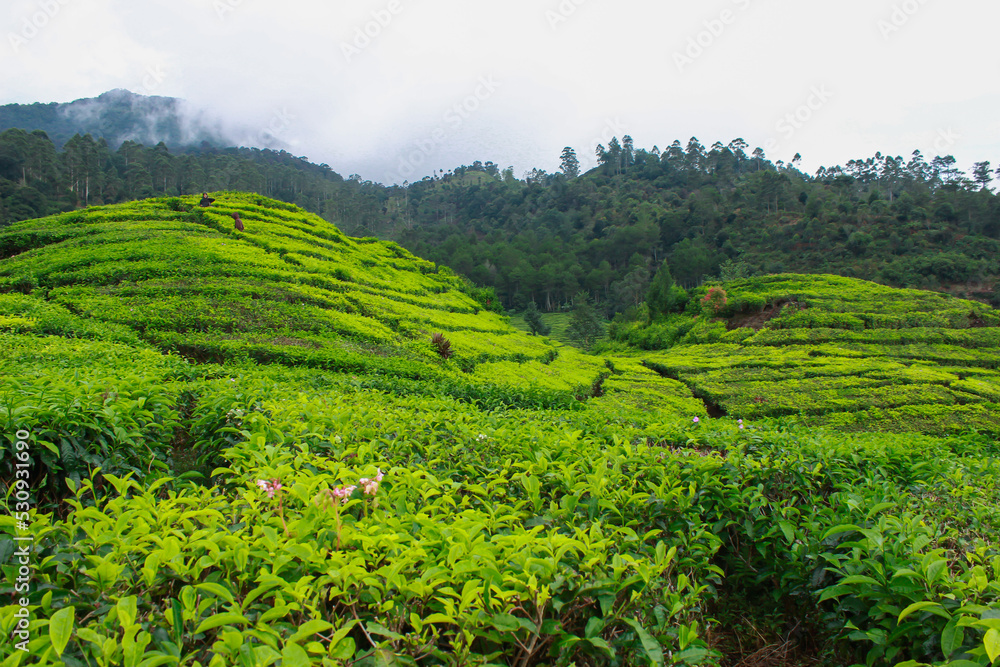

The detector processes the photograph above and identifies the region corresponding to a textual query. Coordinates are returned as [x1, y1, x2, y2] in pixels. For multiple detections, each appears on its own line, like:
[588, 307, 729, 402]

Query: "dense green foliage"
[609, 274, 1000, 434]
[0, 129, 378, 233]
[389, 142, 1000, 313]
[566, 294, 606, 351]
[3, 123, 998, 317]
[1, 196, 999, 666]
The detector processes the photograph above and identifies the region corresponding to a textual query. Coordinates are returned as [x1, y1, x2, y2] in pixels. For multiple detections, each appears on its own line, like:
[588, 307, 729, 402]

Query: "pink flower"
[330, 485, 356, 499]
[256, 478, 282, 499]
[692, 417, 700, 424]
[359, 469, 384, 495]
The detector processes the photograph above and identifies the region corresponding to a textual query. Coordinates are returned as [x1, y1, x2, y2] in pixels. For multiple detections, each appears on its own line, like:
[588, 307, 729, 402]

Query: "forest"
[1, 126, 998, 317]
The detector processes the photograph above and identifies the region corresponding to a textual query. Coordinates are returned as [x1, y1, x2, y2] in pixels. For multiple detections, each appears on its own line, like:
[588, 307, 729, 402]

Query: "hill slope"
[611, 274, 1000, 433]
[0, 192, 699, 413]
[2, 197, 999, 666]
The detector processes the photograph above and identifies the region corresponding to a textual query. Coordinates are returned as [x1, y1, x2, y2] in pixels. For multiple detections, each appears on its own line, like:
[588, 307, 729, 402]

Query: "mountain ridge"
[0, 89, 244, 150]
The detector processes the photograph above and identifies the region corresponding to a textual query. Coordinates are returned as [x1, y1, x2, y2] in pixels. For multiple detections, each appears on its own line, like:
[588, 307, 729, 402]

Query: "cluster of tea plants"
[2, 196, 1000, 666]
[612, 274, 1000, 435]
[0, 194, 551, 370]
[3, 342, 999, 666]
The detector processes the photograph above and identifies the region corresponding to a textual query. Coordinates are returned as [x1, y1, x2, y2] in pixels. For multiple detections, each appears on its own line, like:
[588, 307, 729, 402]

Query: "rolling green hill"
[610, 274, 1000, 434]
[0, 192, 698, 414]
[1, 196, 999, 666]
[0, 193, 551, 372]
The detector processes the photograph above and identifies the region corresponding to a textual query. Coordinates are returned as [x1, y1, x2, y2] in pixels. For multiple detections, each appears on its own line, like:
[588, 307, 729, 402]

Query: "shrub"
[431, 332, 453, 359]
[701, 286, 728, 316]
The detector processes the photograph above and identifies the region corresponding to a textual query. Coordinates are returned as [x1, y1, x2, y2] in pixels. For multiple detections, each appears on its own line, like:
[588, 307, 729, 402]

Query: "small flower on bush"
[738, 418, 745, 430]
[358, 468, 384, 495]
[701, 287, 728, 316]
[329, 485, 357, 499]
[226, 408, 245, 427]
[692, 417, 700, 424]
[256, 478, 282, 499]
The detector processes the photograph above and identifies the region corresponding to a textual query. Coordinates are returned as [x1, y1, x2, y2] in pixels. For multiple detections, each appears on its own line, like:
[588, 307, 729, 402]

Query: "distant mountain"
[0, 89, 237, 150]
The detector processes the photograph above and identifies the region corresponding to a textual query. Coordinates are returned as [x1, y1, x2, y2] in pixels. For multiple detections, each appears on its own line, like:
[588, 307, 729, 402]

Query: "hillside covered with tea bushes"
[0, 192, 704, 413]
[1, 195, 999, 667]
[608, 273, 1000, 435]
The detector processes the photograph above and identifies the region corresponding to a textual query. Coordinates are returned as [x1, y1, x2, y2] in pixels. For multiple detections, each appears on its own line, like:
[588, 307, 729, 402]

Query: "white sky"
[2, 0, 999, 185]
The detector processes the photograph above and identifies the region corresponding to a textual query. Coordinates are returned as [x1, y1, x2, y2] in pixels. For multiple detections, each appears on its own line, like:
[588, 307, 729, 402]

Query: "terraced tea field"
[1, 196, 999, 666]
[613, 274, 1000, 434]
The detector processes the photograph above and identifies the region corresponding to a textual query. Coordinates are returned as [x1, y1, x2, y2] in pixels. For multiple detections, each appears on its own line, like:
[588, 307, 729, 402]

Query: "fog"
[4, 0, 999, 184]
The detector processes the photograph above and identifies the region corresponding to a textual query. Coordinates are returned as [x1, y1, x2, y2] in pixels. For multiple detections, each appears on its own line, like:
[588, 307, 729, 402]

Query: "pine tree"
[559, 147, 580, 179]
[646, 260, 681, 320]
[566, 292, 605, 350]
[523, 301, 550, 336]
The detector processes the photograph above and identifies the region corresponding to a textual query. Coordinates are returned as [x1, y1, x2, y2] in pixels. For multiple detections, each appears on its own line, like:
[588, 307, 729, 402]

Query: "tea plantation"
[1, 194, 999, 667]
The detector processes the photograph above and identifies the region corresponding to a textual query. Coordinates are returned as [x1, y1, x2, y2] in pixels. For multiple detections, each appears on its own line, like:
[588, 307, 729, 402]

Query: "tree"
[523, 301, 550, 336]
[972, 161, 993, 190]
[622, 135, 635, 171]
[566, 292, 605, 350]
[606, 137, 623, 175]
[559, 147, 580, 179]
[645, 260, 685, 320]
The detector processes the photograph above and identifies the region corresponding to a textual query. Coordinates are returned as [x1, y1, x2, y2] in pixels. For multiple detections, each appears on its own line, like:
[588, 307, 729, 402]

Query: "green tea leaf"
[925, 558, 947, 585]
[49, 606, 75, 656]
[193, 613, 250, 635]
[778, 521, 795, 543]
[195, 582, 235, 605]
[491, 613, 520, 632]
[821, 524, 861, 541]
[897, 601, 944, 623]
[984, 628, 1000, 663]
[621, 618, 664, 667]
[940, 615, 964, 658]
[288, 619, 334, 645]
[117, 596, 138, 629]
[281, 643, 311, 667]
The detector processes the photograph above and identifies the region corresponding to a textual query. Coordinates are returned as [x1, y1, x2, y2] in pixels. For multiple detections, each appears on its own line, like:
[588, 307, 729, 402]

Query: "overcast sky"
[3, 0, 999, 185]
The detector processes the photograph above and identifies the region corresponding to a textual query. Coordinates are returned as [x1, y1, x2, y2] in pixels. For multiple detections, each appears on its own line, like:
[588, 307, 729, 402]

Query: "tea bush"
[3, 197, 1000, 666]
